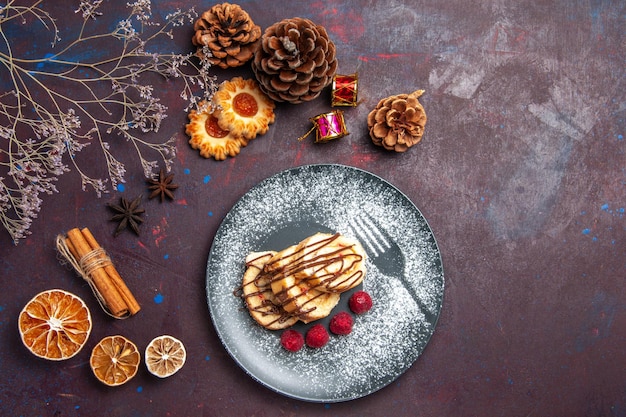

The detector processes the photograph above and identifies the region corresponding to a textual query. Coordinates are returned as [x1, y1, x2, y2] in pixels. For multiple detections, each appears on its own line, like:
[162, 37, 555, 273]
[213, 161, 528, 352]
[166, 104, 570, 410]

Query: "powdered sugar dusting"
[206, 164, 444, 402]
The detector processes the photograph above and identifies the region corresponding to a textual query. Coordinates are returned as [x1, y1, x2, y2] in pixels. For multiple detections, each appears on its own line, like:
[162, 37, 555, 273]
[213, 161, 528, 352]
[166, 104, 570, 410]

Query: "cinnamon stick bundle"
[57, 227, 140, 318]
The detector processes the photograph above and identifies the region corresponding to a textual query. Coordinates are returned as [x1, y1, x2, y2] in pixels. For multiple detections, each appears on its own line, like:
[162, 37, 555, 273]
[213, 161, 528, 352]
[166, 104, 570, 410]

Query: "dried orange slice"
[18, 289, 92, 361]
[145, 335, 187, 378]
[90, 335, 140, 386]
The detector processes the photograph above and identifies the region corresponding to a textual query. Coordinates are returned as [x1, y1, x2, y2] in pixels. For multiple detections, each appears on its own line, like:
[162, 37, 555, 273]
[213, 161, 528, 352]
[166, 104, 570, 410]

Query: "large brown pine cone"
[252, 17, 338, 103]
[367, 90, 428, 152]
[192, 3, 261, 69]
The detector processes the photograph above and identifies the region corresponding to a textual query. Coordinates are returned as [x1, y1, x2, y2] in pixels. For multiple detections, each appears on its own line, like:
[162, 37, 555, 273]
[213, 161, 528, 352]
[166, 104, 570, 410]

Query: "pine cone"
[252, 17, 338, 103]
[192, 3, 261, 69]
[367, 90, 428, 152]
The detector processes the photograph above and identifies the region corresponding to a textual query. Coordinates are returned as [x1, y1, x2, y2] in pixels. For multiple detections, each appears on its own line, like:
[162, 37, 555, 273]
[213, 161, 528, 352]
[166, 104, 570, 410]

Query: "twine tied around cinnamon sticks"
[56, 228, 140, 319]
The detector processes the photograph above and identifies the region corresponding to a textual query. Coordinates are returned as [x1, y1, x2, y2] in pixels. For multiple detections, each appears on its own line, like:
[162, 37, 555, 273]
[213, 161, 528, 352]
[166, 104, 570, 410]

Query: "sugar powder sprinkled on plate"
[206, 164, 444, 402]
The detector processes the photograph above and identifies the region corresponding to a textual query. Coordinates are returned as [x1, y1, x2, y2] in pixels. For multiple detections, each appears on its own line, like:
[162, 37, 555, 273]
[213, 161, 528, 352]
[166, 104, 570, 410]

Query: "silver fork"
[349, 213, 436, 324]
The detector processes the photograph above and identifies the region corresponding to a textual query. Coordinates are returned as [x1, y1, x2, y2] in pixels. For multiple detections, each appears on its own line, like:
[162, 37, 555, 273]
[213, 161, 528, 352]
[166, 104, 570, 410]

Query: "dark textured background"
[1, 0, 624, 415]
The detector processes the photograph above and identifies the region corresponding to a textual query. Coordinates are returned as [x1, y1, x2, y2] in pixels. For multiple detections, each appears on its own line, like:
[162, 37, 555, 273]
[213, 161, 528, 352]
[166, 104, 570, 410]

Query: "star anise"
[108, 195, 145, 236]
[147, 168, 179, 202]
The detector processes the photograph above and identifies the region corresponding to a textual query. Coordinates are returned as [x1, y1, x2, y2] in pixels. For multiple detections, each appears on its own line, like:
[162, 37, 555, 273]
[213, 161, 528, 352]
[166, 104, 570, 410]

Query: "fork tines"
[349, 215, 391, 257]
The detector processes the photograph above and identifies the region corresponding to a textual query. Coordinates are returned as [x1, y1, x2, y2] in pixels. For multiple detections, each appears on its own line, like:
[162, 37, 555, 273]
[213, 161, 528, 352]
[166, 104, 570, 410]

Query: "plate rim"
[205, 163, 445, 402]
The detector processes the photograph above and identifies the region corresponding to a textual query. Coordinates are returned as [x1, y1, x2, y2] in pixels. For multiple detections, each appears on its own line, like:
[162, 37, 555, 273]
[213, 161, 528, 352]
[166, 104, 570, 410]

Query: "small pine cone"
[367, 90, 428, 152]
[252, 17, 338, 103]
[192, 3, 261, 69]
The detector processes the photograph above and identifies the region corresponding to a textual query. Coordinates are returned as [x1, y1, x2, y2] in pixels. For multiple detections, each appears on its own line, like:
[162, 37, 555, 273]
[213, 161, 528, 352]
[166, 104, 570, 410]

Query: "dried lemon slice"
[145, 335, 187, 378]
[18, 289, 92, 361]
[90, 335, 140, 386]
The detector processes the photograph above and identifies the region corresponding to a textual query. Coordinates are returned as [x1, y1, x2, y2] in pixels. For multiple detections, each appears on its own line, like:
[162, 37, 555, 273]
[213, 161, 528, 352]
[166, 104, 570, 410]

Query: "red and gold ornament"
[298, 110, 349, 143]
[331, 73, 359, 107]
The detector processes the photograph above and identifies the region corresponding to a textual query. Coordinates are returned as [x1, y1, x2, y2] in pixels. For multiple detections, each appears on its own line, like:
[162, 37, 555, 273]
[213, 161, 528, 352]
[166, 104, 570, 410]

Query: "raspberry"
[305, 324, 329, 348]
[280, 329, 304, 352]
[349, 290, 373, 314]
[329, 311, 353, 335]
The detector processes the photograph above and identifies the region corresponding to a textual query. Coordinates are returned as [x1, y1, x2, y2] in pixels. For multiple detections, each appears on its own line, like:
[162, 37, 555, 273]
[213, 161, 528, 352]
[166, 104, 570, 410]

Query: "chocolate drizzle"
[237, 233, 365, 324]
[238, 252, 293, 327]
